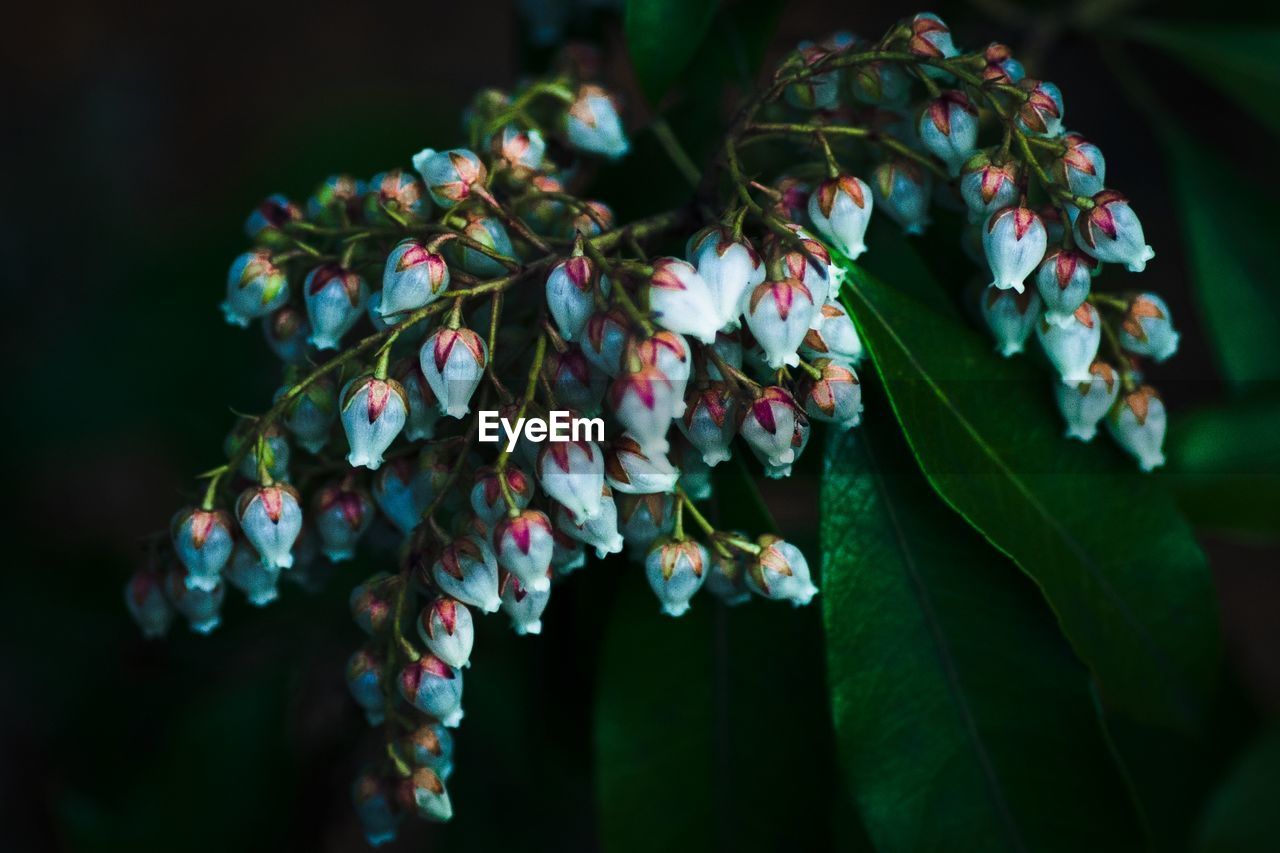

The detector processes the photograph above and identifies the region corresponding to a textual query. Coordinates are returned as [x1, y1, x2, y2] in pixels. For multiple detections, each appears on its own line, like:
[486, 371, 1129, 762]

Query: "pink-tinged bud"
[980, 285, 1042, 357]
[1037, 302, 1102, 382]
[420, 326, 488, 418]
[764, 224, 832, 311]
[352, 771, 401, 846]
[546, 256, 611, 342]
[312, 478, 374, 562]
[244, 193, 302, 243]
[522, 174, 567, 235]
[631, 332, 692, 417]
[124, 570, 174, 638]
[960, 153, 1021, 224]
[608, 366, 677, 456]
[801, 301, 864, 363]
[705, 538, 752, 606]
[679, 382, 738, 466]
[648, 258, 721, 344]
[304, 264, 369, 350]
[784, 42, 841, 110]
[372, 457, 426, 535]
[1053, 134, 1106, 198]
[340, 375, 409, 470]
[170, 507, 234, 591]
[616, 492, 675, 558]
[492, 509, 555, 593]
[581, 308, 632, 377]
[551, 527, 587, 576]
[1015, 79, 1064, 138]
[276, 375, 336, 454]
[470, 466, 535, 526]
[349, 571, 403, 635]
[452, 212, 518, 277]
[983, 206, 1047, 293]
[307, 174, 364, 225]
[538, 440, 605, 524]
[264, 305, 311, 364]
[393, 358, 442, 442]
[500, 568, 552, 634]
[543, 345, 608, 415]
[807, 175, 874, 260]
[432, 536, 501, 613]
[850, 60, 912, 106]
[395, 767, 453, 823]
[645, 538, 709, 617]
[871, 160, 932, 235]
[803, 358, 863, 429]
[381, 239, 450, 318]
[739, 386, 806, 468]
[554, 484, 624, 557]
[605, 434, 679, 494]
[564, 84, 629, 160]
[418, 597, 474, 669]
[1075, 191, 1154, 272]
[163, 567, 225, 634]
[412, 148, 487, 207]
[745, 279, 818, 369]
[908, 13, 959, 67]
[687, 226, 766, 329]
[346, 646, 388, 725]
[222, 251, 288, 327]
[1107, 385, 1167, 471]
[747, 534, 818, 606]
[562, 200, 616, 240]
[1119, 293, 1179, 362]
[236, 483, 303, 569]
[489, 124, 546, 177]
[401, 723, 454, 780]
[1055, 360, 1119, 441]
[919, 91, 979, 176]
[982, 42, 1025, 84]
[399, 654, 464, 727]
[225, 538, 281, 607]
[748, 407, 810, 479]
[224, 419, 291, 482]
[1035, 248, 1095, 327]
[770, 176, 812, 221]
[364, 168, 428, 225]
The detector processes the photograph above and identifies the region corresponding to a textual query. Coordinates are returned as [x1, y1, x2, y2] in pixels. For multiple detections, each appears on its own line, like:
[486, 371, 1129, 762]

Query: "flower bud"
[1015, 79, 1064, 138]
[908, 13, 960, 69]
[170, 507, 234, 591]
[687, 227, 766, 329]
[605, 434, 679, 494]
[850, 60, 911, 106]
[380, 239, 450, 318]
[500, 568, 552, 634]
[616, 492, 675, 558]
[1053, 134, 1106, 198]
[163, 568, 225, 633]
[808, 174, 874, 259]
[489, 124, 546, 177]
[1055, 360, 1119, 441]
[980, 285, 1042, 356]
[352, 772, 400, 847]
[313, 478, 374, 562]
[393, 359, 442, 442]
[982, 42, 1025, 84]
[432, 536, 501, 613]
[543, 345, 608, 415]
[340, 375, 409, 470]
[747, 403, 810, 479]
[746, 534, 818, 606]
[551, 527, 588, 576]
[1075, 191, 1154, 272]
[1107, 385, 1166, 471]
[983, 206, 1047, 293]
[225, 419, 291, 482]
[418, 597, 474, 669]
[784, 42, 841, 110]
[960, 153, 1021, 224]
[744, 279, 818, 369]
[492, 509, 555, 593]
[346, 646, 388, 725]
[739, 386, 806, 468]
[1036, 302, 1102, 382]
[538, 440, 605, 524]
[765, 224, 833, 311]
[919, 91, 979, 176]
[1119, 293, 1179, 362]
[554, 484, 625, 557]
[561, 200, 616, 240]
[770, 176, 812, 221]
[224, 538, 280, 606]
[645, 538, 709, 617]
[412, 148, 487, 207]
[678, 382, 738, 466]
[306, 174, 364, 225]
[564, 84, 629, 159]
[871, 160, 932, 235]
[264, 305, 310, 364]
[236, 483, 303, 569]
[402, 723, 454, 779]
[522, 174, 567, 235]
[608, 365, 677, 455]
[124, 570, 174, 638]
[546, 256, 610, 342]
[395, 767, 453, 823]
[244, 193, 302, 244]
[371, 458, 425, 535]
[304, 263, 369, 350]
[276, 375, 336, 454]
[704, 539, 751, 606]
[222, 251, 288, 327]
[648, 258, 721, 344]
[420, 326, 488, 418]
[800, 301, 863, 363]
[470, 466, 534, 527]
[350, 571, 403, 635]
[399, 654, 464, 727]
[581, 308, 632, 377]
[705, 331, 744, 381]
[1035, 247, 1095, 326]
[364, 168, 428, 225]
[454, 213, 517, 277]
[803, 358, 863, 429]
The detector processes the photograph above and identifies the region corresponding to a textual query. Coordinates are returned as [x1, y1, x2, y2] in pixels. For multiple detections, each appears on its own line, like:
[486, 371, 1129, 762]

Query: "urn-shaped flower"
[304, 263, 369, 350]
[340, 375, 409, 470]
[236, 483, 303, 569]
[807, 174, 874, 260]
[420, 326, 488, 418]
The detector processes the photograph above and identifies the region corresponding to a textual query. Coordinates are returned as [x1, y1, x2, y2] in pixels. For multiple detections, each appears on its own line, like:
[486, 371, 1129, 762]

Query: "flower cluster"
[128, 13, 1180, 841]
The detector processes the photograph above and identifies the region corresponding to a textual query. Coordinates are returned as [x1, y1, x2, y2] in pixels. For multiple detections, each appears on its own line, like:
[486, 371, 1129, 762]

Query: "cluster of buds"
[131, 13, 1181, 838]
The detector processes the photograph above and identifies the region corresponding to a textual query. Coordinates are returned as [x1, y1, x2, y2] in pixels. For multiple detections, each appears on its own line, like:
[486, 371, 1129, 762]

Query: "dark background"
[4, 1, 1277, 850]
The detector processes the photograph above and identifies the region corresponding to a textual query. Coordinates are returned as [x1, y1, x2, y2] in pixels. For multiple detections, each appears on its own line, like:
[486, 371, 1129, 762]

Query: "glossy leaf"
[836, 261, 1220, 728]
[822, 418, 1146, 851]
[1194, 725, 1280, 852]
[625, 0, 720, 105]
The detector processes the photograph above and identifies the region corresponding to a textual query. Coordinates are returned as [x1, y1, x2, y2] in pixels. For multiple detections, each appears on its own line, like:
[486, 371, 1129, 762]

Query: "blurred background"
[5, 0, 1278, 850]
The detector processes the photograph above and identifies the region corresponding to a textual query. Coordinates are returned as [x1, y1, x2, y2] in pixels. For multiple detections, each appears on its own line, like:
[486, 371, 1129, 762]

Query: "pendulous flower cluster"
[128, 13, 1181, 841]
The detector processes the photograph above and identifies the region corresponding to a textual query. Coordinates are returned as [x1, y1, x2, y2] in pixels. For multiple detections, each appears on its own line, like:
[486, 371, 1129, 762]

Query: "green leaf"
[822, 418, 1147, 852]
[1194, 725, 1280, 852]
[836, 262, 1220, 728]
[625, 0, 721, 106]
[1125, 23, 1280, 138]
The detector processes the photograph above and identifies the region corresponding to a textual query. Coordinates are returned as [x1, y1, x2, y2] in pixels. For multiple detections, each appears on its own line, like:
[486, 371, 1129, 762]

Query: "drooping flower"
[687, 226, 765, 330]
[1119, 293, 1180, 362]
[1052, 134, 1106, 197]
[983, 205, 1047, 293]
[432, 536, 501, 613]
[580, 308, 632, 377]
[554, 484, 625, 558]
[222, 251, 288, 327]
[1015, 79, 1064, 138]
[364, 168, 428, 225]
[304, 263, 369, 351]
[124, 570, 174, 638]
[739, 386, 807, 468]
[420, 326, 488, 418]
[918, 91, 979, 176]
[411, 148, 487, 208]
[960, 153, 1021, 224]
[395, 767, 453, 823]
[1036, 302, 1102, 382]
[1054, 360, 1119, 441]
[312, 478, 375, 562]
[871, 160, 932, 235]
[164, 568, 226, 634]
[349, 571, 403, 636]
[800, 301, 863, 363]
[499, 569, 553, 635]
[564, 84, 629, 160]
[346, 646, 388, 725]
[1076, 190, 1155, 272]
[492, 509, 555, 593]
[644, 538, 709, 617]
[340, 375, 408, 470]
[802, 358, 863, 429]
[678, 382, 738, 466]
[1107, 385, 1167, 471]
[608, 366, 678, 456]
[537, 439, 605, 524]
[746, 534, 818, 606]
[807, 174, 874, 259]
[399, 654, 464, 727]
[418, 597, 475, 670]
[979, 285, 1042, 357]
[170, 507, 235, 591]
[647, 258, 720, 344]
[546, 255, 610, 342]
[380, 239, 450, 318]
[1035, 247, 1095, 327]
[744, 279, 817, 369]
[604, 434, 680, 495]
[236, 483, 303, 569]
